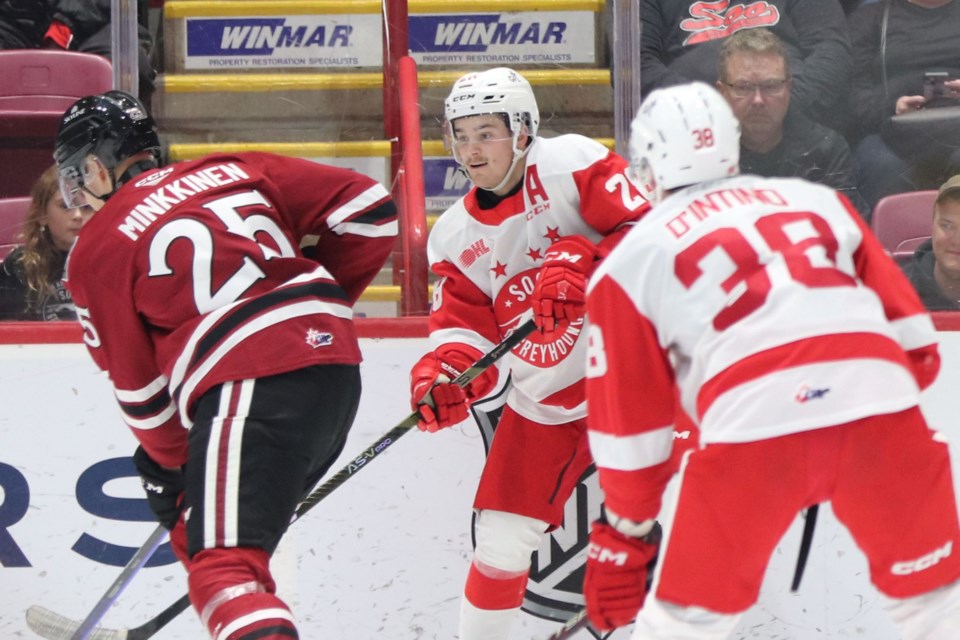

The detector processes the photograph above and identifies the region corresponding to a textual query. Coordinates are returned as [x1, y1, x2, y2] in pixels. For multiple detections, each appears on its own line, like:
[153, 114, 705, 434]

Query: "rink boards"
[2, 329, 959, 639]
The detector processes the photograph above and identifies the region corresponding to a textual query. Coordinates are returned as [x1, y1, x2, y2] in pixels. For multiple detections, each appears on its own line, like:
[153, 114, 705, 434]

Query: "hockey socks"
[204, 591, 298, 640]
[460, 559, 529, 639]
[190, 547, 297, 639]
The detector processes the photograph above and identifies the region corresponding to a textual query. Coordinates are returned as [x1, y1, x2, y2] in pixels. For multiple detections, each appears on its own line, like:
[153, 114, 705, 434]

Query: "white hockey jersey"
[427, 134, 649, 424]
[586, 175, 939, 521]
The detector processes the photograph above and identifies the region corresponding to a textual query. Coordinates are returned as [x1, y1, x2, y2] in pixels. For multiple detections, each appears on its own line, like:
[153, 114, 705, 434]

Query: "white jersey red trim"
[586, 175, 938, 522]
[427, 134, 649, 424]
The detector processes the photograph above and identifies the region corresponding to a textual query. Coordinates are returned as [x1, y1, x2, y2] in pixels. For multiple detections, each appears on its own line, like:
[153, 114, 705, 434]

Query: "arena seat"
[870, 190, 938, 264]
[0, 196, 31, 262]
[0, 50, 112, 199]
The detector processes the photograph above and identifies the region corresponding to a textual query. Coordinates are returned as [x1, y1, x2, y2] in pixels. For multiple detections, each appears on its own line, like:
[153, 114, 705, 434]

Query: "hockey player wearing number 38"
[407, 67, 651, 639]
[583, 82, 960, 639]
[53, 90, 397, 639]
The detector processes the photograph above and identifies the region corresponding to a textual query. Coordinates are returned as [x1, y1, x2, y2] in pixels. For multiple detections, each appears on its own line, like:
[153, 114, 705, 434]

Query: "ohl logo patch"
[470, 401, 613, 639]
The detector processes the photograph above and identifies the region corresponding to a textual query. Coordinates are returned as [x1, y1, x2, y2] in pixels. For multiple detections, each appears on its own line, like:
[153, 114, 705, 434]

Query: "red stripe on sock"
[464, 562, 529, 610]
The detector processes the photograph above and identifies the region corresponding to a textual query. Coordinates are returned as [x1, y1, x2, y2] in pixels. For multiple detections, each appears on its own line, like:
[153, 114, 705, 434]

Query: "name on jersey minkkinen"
[117, 163, 251, 241]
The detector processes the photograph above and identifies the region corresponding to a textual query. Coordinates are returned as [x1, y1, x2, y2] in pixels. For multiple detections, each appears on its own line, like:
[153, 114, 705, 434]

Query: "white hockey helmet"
[444, 67, 540, 140]
[629, 82, 740, 205]
[443, 68, 541, 192]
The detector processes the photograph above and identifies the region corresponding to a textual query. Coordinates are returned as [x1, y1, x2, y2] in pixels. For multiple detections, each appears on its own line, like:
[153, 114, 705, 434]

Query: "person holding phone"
[848, 0, 960, 210]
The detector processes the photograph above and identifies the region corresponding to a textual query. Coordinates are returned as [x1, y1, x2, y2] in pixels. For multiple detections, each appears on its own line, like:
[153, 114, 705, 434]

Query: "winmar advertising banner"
[181, 11, 596, 70]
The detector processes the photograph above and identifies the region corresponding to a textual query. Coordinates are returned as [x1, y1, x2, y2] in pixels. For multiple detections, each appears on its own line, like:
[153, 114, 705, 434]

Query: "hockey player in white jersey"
[407, 67, 650, 639]
[582, 82, 960, 639]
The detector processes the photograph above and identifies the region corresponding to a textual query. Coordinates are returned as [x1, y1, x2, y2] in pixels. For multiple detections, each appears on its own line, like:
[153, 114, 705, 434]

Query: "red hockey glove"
[531, 235, 598, 333]
[409, 344, 497, 432]
[583, 520, 661, 631]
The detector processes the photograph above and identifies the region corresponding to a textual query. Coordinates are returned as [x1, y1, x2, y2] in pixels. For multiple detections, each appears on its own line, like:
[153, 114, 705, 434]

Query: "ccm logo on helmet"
[891, 541, 953, 575]
[452, 94, 476, 102]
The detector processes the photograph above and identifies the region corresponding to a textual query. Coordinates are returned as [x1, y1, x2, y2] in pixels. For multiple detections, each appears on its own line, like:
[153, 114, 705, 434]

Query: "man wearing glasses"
[716, 28, 870, 219]
[639, 0, 851, 127]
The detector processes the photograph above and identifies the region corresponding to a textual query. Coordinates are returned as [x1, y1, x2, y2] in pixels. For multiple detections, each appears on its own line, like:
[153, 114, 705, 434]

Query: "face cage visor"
[443, 113, 529, 166]
[57, 163, 88, 209]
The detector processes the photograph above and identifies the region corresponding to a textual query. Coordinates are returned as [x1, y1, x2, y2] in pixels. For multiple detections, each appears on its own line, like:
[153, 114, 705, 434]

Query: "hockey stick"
[27, 319, 536, 640]
[544, 609, 590, 640]
[25, 523, 169, 640]
[790, 504, 819, 592]
[27, 594, 188, 640]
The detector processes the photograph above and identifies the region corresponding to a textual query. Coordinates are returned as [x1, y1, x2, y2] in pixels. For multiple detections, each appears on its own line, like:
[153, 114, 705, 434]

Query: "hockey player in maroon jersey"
[406, 67, 650, 639]
[53, 90, 397, 640]
[582, 82, 960, 639]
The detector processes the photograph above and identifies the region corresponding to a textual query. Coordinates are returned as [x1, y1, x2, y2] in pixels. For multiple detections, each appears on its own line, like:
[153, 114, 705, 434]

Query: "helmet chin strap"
[478, 134, 534, 194]
[118, 159, 157, 185]
[86, 159, 158, 203]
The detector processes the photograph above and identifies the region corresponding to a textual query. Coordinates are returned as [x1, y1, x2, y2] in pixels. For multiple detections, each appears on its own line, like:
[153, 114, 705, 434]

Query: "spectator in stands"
[902, 174, 960, 310]
[0, 165, 90, 320]
[0, 0, 45, 47]
[640, 0, 852, 127]
[848, 0, 960, 211]
[0, 0, 156, 108]
[716, 28, 870, 218]
[841, 0, 883, 14]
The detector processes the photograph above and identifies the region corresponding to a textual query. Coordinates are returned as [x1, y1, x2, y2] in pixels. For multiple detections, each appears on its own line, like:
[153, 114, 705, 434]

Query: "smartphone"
[923, 71, 955, 101]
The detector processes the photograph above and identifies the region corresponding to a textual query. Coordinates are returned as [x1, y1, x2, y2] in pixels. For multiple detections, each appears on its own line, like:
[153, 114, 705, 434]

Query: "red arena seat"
[870, 190, 938, 264]
[0, 50, 112, 199]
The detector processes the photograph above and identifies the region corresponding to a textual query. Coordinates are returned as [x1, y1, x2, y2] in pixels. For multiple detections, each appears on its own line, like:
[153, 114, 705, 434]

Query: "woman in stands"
[0, 165, 90, 320]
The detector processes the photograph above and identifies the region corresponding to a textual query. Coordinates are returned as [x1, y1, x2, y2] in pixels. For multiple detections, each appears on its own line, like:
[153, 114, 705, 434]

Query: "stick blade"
[26, 605, 127, 640]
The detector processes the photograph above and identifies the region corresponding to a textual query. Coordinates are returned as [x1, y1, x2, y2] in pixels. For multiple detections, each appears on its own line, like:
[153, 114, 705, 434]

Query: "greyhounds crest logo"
[493, 270, 583, 369]
[470, 399, 613, 640]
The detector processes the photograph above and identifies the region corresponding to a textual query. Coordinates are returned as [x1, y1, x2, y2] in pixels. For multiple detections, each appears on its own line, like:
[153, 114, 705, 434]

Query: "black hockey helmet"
[54, 90, 160, 207]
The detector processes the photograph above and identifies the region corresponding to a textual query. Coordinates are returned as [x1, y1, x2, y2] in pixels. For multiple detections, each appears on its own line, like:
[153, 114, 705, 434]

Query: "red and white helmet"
[629, 82, 740, 205]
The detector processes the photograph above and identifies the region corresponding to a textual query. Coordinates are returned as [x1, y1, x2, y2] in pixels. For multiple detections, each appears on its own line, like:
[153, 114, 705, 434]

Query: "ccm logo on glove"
[588, 543, 631, 566]
[531, 235, 599, 333]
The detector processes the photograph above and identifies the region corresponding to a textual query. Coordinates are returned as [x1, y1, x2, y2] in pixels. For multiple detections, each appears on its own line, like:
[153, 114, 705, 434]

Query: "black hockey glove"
[132, 445, 185, 530]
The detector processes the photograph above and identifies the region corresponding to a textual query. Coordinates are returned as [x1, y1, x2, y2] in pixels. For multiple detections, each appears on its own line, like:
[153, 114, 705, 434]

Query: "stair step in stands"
[167, 138, 615, 215]
[156, 68, 613, 142]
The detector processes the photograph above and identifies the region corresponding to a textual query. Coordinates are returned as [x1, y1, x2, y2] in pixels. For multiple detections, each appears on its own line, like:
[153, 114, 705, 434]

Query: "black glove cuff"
[132, 445, 184, 491]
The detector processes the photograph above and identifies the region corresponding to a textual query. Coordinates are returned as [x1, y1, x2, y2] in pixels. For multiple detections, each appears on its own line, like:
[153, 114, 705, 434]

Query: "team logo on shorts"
[471, 402, 613, 639]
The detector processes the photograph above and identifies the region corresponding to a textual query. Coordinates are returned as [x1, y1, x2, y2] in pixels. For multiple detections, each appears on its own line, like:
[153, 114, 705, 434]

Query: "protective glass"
[451, 135, 513, 151]
[57, 164, 87, 209]
[444, 128, 513, 153]
[722, 79, 789, 98]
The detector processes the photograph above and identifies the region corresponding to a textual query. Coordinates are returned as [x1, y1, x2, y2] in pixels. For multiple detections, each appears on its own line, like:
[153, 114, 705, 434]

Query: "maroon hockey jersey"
[66, 152, 397, 467]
